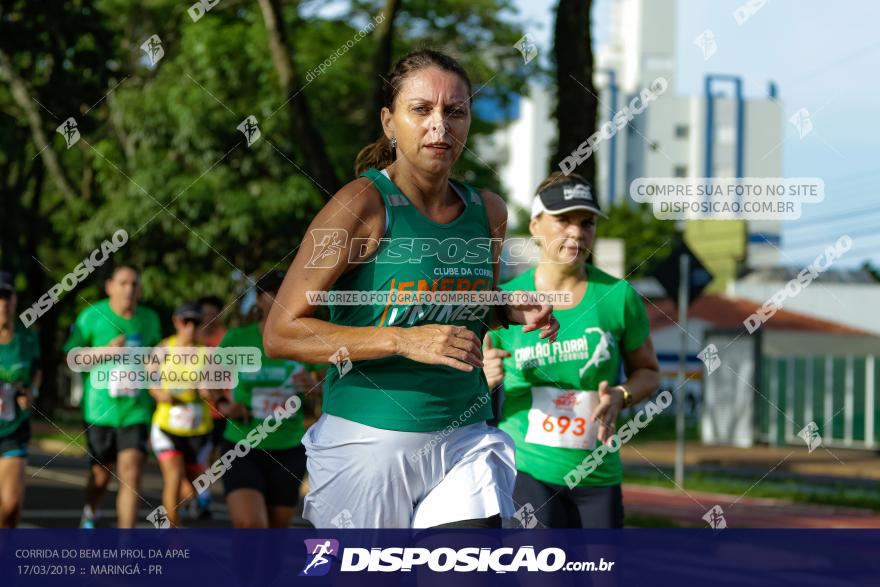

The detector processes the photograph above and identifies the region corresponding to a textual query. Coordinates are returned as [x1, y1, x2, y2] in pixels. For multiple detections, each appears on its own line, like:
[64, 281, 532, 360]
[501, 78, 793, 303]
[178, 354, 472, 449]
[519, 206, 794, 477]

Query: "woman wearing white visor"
[484, 171, 660, 528]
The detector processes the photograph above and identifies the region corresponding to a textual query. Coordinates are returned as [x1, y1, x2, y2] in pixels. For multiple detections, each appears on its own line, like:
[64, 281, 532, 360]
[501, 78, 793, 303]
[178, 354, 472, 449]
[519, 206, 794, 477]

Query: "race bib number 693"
[525, 386, 599, 450]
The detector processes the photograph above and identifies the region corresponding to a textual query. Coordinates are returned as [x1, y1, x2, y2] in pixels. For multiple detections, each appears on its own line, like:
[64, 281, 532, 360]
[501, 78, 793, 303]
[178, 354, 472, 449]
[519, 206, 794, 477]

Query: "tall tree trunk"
[0, 49, 79, 203]
[0, 149, 28, 269]
[257, 0, 341, 196]
[364, 0, 401, 145]
[552, 0, 597, 186]
[20, 164, 63, 414]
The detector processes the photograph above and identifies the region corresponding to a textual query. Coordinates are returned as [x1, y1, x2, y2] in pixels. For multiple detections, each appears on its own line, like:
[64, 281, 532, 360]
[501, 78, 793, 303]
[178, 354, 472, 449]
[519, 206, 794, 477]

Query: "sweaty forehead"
[397, 68, 470, 104]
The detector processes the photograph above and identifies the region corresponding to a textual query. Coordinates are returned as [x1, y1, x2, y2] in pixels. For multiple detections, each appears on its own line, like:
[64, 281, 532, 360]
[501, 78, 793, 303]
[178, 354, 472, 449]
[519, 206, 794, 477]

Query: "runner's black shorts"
[508, 470, 624, 528]
[220, 440, 306, 507]
[150, 425, 212, 468]
[86, 423, 148, 465]
[0, 419, 30, 458]
[210, 417, 226, 447]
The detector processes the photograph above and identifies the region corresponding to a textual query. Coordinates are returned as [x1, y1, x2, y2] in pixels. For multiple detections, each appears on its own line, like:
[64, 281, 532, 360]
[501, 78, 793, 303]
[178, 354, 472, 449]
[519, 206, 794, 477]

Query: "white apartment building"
[479, 0, 788, 280]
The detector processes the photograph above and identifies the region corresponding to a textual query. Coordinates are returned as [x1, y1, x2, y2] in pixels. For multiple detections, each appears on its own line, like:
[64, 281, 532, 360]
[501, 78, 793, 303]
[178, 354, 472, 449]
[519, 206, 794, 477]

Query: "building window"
[675, 124, 688, 139]
[674, 165, 688, 177]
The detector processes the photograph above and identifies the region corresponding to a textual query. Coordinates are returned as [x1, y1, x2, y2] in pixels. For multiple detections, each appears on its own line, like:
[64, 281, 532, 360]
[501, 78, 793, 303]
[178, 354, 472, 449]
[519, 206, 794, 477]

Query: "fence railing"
[757, 355, 877, 449]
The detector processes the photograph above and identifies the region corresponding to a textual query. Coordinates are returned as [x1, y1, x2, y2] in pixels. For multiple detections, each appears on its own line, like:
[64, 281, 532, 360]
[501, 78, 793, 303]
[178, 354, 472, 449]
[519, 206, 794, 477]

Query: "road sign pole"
[675, 252, 689, 488]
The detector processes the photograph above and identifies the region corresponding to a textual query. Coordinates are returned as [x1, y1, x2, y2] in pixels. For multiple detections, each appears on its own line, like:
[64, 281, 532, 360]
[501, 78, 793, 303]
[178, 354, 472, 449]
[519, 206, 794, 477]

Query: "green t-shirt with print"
[63, 299, 162, 427]
[0, 325, 41, 437]
[490, 265, 649, 487]
[220, 323, 313, 450]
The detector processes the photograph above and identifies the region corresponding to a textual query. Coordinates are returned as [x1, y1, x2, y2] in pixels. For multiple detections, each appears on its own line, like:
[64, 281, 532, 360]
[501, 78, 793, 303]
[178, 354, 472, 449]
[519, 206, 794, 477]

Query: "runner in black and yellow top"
[218, 271, 319, 528]
[0, 272, 41, 528]
[485, 172, 660, 528]
[148, 301, 214, 528]
[264, 49, 559, 528]
[63, 266, 161, 528]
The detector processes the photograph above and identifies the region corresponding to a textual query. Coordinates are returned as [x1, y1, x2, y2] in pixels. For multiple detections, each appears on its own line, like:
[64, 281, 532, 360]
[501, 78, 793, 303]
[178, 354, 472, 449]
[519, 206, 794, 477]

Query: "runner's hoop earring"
[390, 136, 397, 150]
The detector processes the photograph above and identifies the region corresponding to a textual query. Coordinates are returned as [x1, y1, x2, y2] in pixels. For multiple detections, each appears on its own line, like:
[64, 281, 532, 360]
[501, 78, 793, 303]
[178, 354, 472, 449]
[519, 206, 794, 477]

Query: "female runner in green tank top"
[264, 49, 559, 529]
[0, 273, 41, 528]
[484, 171, 661, 528]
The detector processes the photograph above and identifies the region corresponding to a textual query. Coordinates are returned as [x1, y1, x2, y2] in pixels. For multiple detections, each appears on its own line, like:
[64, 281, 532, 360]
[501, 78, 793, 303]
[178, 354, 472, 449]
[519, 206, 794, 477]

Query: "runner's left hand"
[591, 381, 624, 445]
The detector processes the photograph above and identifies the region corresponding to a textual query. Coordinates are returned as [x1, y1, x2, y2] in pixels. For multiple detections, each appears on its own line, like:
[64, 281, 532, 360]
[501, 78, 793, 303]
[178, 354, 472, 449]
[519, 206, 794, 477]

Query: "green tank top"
[323, 167, 495, 432]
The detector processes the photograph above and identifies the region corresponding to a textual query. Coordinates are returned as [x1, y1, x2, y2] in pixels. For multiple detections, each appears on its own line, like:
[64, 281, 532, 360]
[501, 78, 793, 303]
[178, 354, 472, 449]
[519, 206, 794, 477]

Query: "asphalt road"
[19, 448, 879, 529]
[20, 449, 232, 529]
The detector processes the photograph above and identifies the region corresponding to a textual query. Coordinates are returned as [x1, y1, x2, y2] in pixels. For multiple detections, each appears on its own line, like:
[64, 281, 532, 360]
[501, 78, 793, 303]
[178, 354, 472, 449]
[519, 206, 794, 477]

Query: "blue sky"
[513, 0, 880, 268]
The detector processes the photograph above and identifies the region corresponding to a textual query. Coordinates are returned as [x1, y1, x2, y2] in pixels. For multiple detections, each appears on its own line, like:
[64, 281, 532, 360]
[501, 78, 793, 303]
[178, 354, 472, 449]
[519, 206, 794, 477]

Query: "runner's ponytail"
[355, 135, 395, 176]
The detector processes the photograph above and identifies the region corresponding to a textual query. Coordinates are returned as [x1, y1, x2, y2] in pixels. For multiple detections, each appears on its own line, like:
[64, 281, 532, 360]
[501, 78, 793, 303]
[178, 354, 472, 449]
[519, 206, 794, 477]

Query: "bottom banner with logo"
[1, 529, 877, 586]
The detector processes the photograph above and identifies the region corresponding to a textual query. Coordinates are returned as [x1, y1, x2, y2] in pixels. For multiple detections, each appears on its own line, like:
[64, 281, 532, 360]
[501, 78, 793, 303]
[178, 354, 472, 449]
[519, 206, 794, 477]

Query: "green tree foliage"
[598, 203, 676, 278]
[0, 0, 530, 407]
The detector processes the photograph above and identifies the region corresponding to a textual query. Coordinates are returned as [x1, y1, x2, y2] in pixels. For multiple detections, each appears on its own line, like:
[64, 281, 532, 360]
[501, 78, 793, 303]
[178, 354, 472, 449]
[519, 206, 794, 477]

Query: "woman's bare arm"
[264, 179, 484, 372]
[619, 336, 661, 404]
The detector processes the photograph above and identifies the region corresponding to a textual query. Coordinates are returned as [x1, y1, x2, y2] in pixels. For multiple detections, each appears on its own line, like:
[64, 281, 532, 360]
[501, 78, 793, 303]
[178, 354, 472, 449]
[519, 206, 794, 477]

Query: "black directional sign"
[651, 239, 713, 307]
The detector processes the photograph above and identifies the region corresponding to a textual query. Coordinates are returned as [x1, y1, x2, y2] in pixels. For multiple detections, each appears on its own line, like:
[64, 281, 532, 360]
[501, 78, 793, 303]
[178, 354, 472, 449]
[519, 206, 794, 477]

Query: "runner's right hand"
[482, 334, 510, 388]
[106, 334, 126, 347]
[395, 324, 483, 372]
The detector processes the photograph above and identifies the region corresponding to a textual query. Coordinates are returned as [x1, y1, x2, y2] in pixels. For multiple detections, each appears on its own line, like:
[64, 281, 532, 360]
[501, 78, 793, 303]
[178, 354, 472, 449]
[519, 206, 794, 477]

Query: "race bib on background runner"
[108, 367, 140, 398]
[525, 386, 599, 450]
[168, 403, 201, 431]
[251, 387, 292, 420]
[0, 383, 17, 421]
[106, 334, 146, 398]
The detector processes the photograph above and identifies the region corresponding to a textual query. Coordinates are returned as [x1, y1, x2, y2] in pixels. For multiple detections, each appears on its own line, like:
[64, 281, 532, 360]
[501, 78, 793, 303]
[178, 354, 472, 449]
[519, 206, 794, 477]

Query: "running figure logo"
[330, 346, 353, 378]
[56, 117, 80, 149]
[798, 421, 822, 453]
[306, 229, 348, 268]
[300, 539, 340, 577]
[514, 33, 538, 64]
[789, 107, 813, 139]
[330, 509, 354, 528]
[237, 115, 261, 147]
[146, 505, 170, 529]
[140, 34, 164, 66]
[697, 344, 722, 375]
[578, 328, 615, 378]
[702, 505, 727, 531]
[693, 29, 717, 61]
[513, 502, 538, 529]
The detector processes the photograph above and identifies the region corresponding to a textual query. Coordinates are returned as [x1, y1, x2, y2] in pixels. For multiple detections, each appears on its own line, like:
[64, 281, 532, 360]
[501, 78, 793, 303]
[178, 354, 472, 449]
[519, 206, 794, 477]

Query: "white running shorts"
[301, 414, 516, 528]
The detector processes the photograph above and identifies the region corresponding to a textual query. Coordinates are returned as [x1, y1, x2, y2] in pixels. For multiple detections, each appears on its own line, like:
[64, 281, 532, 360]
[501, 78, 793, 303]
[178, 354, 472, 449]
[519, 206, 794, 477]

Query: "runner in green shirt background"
[485, 172, 661, 528]
[63, 266, 161, 528]
[217, 270, 319, 528]
[0, 272, 41, 528]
